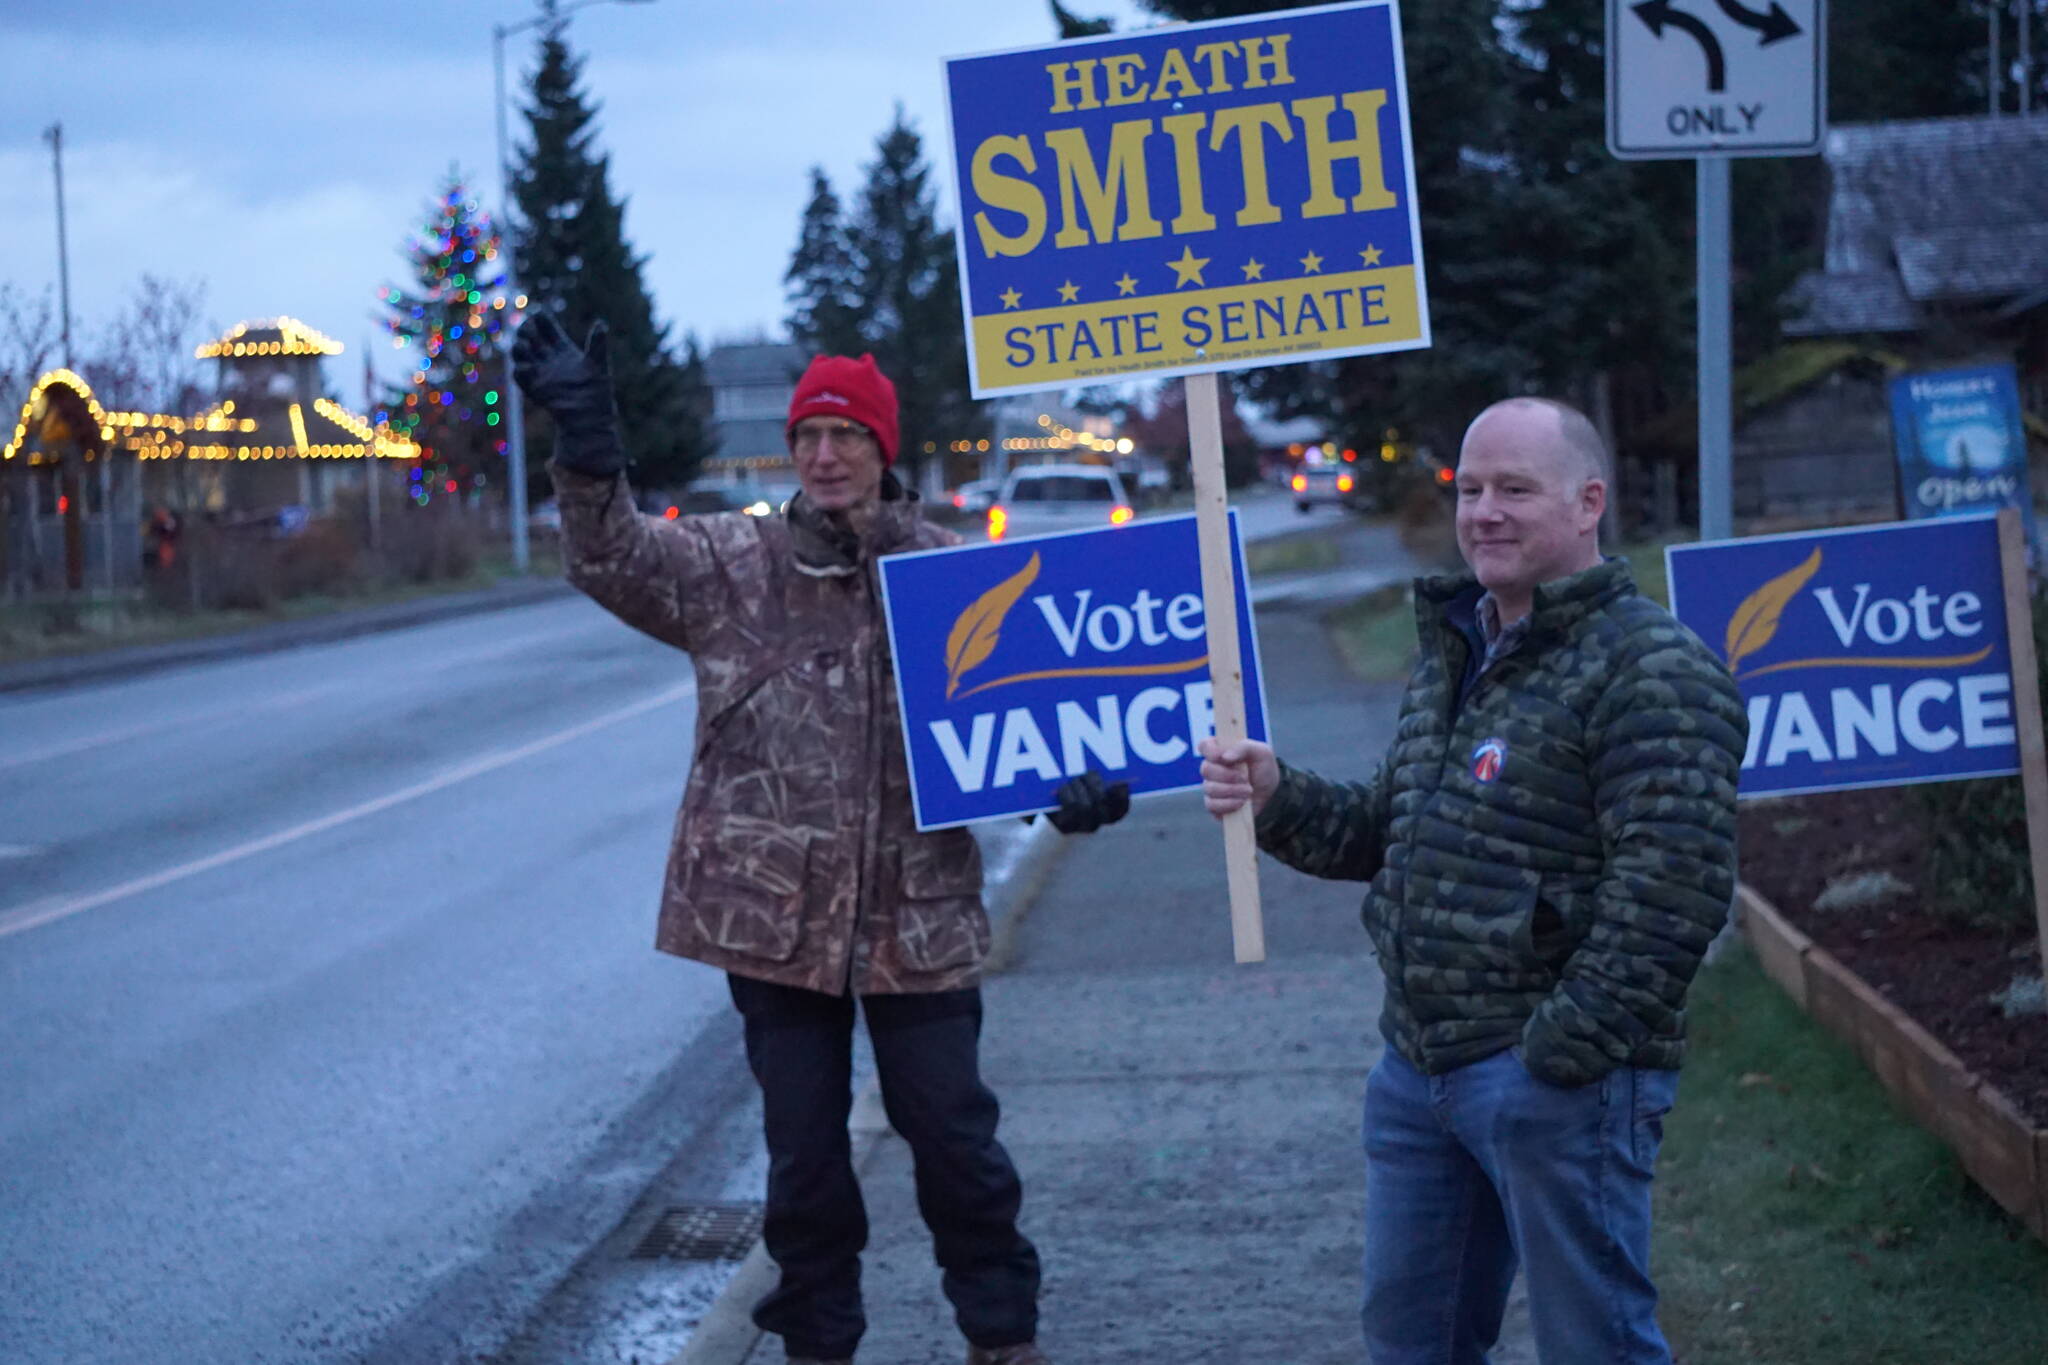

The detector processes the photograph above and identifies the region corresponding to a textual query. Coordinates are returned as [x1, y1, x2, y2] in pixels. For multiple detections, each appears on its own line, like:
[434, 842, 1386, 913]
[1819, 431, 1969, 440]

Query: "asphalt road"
[0, 487, 1402, 1364]
[0, 595, 764, 1363]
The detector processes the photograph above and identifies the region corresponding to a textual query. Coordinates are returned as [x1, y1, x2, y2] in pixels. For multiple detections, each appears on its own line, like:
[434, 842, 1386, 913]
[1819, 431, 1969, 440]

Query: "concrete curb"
[668, 1087, 897, 1365]
[0, 577, 578, 695]
[664, 822, 1075, 1365]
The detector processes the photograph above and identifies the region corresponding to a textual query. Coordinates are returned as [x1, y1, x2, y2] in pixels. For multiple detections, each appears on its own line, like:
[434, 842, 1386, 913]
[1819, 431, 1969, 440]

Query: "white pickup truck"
[986, 464, 1137, 542]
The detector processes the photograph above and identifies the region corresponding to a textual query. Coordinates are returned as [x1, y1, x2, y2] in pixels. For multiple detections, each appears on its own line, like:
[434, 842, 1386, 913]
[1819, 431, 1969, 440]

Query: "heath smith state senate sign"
[942, 0, 1430, 398]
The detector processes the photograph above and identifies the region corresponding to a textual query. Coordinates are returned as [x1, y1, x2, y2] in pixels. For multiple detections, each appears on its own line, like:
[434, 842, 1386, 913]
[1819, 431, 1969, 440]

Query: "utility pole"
[363, 336, 382, 554]
[2022, 0, 2034, 117]
[1992, 1, 2004, 116]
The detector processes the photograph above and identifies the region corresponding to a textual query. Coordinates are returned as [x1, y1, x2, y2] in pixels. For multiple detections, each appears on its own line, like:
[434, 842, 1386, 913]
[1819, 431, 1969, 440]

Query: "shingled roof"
[705, 340, 804, 388]
[1785, 114, 2048, 337]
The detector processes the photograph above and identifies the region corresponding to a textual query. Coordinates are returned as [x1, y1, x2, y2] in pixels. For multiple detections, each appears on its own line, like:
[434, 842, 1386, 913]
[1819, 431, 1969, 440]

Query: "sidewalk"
[674, 605, 1536, 1364]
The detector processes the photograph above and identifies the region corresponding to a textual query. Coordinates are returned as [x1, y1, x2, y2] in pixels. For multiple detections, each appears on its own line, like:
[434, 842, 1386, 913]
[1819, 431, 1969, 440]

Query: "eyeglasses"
[791, 420, 874, 453]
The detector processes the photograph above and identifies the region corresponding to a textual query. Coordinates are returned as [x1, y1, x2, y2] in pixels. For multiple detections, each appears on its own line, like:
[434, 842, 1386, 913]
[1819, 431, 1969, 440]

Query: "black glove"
[1045, 771, 1131, 835]
[510, 312, 627, 478]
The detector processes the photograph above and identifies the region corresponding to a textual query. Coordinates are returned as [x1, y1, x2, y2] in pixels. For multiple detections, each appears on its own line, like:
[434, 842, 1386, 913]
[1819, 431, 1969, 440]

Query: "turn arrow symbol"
[1633, 0, 1727, 92]
[1713, 0, 1802, 45]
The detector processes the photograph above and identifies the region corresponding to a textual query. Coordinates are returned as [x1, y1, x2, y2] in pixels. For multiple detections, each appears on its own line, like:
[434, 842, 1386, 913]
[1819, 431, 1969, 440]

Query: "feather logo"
[945, 552, 1041, 699]
[1724, 547, 1822, 674]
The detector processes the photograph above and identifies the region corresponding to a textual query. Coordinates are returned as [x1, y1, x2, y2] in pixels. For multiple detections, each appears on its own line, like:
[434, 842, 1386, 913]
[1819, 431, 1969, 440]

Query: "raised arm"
[513, 314, 712, 650]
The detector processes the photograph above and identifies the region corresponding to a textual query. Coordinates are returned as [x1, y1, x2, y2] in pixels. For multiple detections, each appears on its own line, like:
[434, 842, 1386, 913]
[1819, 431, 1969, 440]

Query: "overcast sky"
[0, 0, 1155, 394]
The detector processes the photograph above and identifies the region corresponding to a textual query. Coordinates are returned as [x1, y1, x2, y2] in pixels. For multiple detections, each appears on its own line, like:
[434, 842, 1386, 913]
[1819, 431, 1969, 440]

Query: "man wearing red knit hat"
[514, 317, 1125, 1365]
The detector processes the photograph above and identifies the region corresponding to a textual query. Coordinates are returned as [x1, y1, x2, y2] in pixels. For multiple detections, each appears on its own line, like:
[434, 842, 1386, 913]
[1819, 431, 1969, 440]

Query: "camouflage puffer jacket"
[1255, 558, 1747, 1086]
[554, 466, 986, 996]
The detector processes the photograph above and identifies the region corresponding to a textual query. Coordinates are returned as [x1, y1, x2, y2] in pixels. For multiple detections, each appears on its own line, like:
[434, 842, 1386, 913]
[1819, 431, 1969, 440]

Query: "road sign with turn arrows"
[1607, 0, 1825, 159]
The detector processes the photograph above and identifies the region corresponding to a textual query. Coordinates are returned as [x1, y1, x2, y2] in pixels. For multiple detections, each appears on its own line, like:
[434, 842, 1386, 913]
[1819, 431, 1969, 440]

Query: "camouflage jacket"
[1255, 558, 1747, 1086]
[553, 466, 986, 996]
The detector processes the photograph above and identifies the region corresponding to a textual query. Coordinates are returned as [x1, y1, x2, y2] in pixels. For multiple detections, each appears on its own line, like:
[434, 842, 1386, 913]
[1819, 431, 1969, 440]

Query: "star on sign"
[1167, 245, 1210, 288]
[1359, 244, 1384, 267]
[1241, 258, 1265, 281]
[1000, 287, 1022, 310]
[1057, 279, 1081, 303]
[1299, 250, 1324, 275]
[1115, 273, 1138, 296]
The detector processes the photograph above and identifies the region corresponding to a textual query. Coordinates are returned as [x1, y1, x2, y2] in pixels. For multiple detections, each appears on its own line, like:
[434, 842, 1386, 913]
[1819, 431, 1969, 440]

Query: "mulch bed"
[1737, 786, 2048, 1128]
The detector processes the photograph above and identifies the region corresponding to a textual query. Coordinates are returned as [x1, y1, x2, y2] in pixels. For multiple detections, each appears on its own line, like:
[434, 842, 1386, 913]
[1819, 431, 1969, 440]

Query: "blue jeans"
[1360, 1047, 1679, 1365]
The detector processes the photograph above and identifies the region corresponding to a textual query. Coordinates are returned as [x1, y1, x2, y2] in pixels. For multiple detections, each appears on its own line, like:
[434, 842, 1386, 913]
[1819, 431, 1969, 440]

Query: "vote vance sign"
[879, 513, 1270, 829]
[1666, 515, 2021, 799]
[941, 0, 1429, 397]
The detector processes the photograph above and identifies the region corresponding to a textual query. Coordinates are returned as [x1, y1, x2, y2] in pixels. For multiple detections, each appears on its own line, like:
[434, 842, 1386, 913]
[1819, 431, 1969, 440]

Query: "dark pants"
[727, 974, 1041, 1360]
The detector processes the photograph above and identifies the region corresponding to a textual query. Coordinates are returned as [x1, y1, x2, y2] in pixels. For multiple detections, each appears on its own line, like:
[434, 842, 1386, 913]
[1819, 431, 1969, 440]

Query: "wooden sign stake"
[1185, 371, 1266, 964]
[1995, 509, 2048, 982]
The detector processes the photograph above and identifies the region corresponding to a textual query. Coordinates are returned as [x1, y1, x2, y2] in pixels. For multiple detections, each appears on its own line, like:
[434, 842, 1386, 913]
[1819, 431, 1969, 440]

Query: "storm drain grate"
[631, 1202, 765, 1261]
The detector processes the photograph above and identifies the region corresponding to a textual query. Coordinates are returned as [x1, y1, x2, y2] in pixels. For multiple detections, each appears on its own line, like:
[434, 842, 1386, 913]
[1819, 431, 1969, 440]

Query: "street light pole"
[492, 0, 654, 575]
[42, 123, 73, 369]
[492, 22, 531, 573]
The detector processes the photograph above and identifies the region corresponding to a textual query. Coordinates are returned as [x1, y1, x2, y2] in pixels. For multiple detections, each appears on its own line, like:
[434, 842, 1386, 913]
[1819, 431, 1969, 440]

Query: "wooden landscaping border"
[1734, 883, 2048, 1243]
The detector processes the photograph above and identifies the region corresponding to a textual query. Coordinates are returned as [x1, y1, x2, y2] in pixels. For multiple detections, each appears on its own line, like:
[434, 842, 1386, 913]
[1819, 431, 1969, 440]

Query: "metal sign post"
[1698, 156, 1732, 540]
[1608, 0, 1826, 541]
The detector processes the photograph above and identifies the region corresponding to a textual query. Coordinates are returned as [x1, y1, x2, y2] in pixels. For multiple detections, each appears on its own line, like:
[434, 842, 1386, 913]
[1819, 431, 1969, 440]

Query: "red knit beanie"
[787, 353, 900, 466]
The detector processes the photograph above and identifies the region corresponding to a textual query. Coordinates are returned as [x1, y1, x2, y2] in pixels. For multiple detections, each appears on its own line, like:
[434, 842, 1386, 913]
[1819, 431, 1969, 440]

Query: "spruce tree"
[1048, 0, 1115, 38]
[784, 168, 865, 359]
[1136, 0, 1521, 471]
[510, 26, 713, 495]
[847, 108, 983, 489]
[1124, 0, 2000, 482]
[377, 175, 516, 508]
[783, 110, 983, 490]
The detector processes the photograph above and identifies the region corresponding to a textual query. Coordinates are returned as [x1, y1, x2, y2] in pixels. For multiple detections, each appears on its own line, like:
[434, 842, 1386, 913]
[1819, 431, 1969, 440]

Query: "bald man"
[1200, 398, 1746, 1365]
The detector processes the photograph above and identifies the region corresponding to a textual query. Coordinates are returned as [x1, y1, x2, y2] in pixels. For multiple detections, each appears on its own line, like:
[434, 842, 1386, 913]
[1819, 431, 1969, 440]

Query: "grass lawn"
[1324, 583, 1416, 681]
[1322, 535, 1689, 683]
[0, 545, 564, 666]
[1656, 951, 2048, 1364]
[1243, 532, 1342, 578]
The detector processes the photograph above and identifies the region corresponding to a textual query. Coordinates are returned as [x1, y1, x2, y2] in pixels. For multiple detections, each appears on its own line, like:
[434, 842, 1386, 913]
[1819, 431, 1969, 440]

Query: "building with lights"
[1, 317, 416, 596]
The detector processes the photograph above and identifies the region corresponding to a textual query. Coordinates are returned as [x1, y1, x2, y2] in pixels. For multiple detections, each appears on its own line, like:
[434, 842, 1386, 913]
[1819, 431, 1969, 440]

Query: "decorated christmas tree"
[376, 176, 521, 507]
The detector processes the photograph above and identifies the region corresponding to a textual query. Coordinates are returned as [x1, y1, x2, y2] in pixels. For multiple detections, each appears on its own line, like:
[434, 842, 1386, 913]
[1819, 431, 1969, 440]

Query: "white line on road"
[0, 680, 696, 943]
[0, 623, 601, 774]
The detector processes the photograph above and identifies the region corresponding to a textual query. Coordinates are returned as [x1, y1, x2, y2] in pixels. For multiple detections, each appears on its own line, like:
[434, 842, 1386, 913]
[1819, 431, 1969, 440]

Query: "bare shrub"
[273, 521, 362, 600]
[379, 503, 482, 584]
